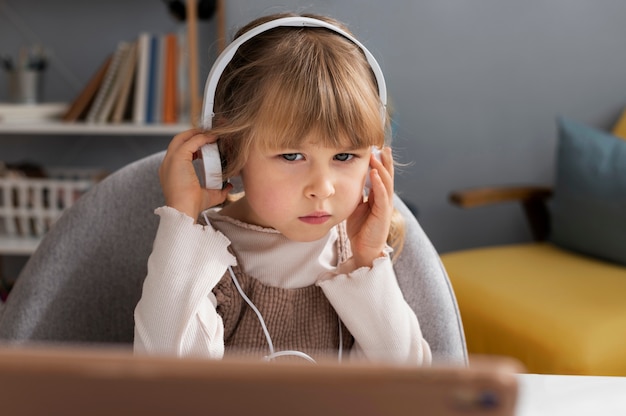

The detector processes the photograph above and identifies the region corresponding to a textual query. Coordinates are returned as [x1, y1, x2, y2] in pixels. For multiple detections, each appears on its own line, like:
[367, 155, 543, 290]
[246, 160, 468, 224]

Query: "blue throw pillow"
[550, 117, 626, 265]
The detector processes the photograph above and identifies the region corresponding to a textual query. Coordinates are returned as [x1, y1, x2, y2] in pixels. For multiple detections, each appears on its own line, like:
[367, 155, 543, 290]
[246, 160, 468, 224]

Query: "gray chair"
[0, 152, 467, 365]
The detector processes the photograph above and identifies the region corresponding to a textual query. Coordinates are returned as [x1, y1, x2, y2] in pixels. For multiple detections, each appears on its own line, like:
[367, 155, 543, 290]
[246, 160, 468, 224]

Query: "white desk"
[517, 374, 626, 415]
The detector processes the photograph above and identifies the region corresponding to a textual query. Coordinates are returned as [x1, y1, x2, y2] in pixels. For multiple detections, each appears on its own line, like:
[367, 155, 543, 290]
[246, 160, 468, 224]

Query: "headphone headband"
[201, 16, 387, 128]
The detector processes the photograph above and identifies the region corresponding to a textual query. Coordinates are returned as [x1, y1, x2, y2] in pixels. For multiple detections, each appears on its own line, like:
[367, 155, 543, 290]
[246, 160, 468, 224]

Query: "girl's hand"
[346, 147, 395, 269]
[159, 129, 232, 221]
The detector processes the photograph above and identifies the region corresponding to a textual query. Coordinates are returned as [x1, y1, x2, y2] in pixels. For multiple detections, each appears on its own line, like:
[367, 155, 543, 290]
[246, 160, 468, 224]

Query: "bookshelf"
[0, 122, 188, 136]
[0, 0, 227, 136]
[0, 1, 227, 285]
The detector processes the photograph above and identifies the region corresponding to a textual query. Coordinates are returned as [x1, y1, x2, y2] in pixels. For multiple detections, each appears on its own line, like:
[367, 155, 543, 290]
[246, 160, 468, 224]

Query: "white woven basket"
[0, 169, 99, 255]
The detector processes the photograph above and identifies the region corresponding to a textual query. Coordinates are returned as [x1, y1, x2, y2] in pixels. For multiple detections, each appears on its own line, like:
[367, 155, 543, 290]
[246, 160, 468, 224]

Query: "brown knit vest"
[212, 223, 354, 361]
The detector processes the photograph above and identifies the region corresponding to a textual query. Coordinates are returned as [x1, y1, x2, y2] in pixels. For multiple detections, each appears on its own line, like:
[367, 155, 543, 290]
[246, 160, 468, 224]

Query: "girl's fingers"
[369, 147, 394, 202]
[168, 128, 202, 149]
[203, 182, 233, 206]
[380, 146, 394, 180]
[368, 169, 390, 211]
[370, 148, 393, 180]
[168, 129, 218, 156]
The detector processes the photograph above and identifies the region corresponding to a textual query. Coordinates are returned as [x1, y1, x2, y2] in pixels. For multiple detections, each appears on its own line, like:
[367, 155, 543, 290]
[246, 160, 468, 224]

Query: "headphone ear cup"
[200, 142, 227, 189]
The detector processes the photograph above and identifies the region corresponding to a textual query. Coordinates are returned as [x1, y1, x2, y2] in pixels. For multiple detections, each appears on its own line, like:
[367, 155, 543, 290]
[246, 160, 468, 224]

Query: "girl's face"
[229, 137, 371, 242]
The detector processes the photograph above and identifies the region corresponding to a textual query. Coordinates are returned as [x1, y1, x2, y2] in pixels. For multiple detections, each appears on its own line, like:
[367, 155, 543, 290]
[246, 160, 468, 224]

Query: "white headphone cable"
[228, 265, 346, 364]
[338, 315, 343, 363]
[228, 265, 276, 356]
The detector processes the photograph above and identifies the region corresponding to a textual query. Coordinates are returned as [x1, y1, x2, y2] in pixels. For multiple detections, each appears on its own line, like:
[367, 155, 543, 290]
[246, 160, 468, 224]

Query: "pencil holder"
[8, 69, 43, 104]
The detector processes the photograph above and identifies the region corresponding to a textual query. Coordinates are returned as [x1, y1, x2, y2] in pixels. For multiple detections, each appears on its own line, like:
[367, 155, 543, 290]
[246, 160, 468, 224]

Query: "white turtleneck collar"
[204, 210, 339, 289]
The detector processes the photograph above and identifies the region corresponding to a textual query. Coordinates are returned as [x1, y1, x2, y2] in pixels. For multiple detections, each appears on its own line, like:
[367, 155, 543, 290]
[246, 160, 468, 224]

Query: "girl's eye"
[334, 153, 354, 162]
[281, 153, 303, 161]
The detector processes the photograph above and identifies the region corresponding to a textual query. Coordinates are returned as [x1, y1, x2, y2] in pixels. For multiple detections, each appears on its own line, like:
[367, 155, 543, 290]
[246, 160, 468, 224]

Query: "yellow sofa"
[441, 116, 626, 376]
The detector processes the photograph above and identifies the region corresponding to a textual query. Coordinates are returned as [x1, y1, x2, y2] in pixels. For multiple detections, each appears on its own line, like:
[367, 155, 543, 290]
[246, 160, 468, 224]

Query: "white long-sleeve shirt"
[134, 206, 431, 365]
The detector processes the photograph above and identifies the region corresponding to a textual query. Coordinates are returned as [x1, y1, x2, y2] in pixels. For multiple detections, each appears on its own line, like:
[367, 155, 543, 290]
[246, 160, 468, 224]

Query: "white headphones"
[199, 16, 388, 189]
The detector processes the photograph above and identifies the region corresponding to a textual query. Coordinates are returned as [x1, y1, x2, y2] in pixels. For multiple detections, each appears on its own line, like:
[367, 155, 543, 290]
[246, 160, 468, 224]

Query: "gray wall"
[2, 0, 626, 253]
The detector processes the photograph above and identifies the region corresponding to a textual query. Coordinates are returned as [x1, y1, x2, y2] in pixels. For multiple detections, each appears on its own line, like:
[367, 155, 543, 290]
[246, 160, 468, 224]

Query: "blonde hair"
[208, 12, 405, 257]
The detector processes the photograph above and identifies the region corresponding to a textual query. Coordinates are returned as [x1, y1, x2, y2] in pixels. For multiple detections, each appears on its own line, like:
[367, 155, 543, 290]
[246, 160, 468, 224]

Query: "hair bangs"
[249, 32, 386, 151]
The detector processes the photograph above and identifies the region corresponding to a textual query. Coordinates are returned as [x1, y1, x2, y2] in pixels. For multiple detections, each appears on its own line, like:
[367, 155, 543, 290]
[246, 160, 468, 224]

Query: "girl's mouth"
[299, 212, 331, 225]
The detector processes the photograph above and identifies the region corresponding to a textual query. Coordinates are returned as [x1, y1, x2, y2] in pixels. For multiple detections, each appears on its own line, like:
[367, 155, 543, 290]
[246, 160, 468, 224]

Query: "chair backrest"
[0, 152, 467, 365]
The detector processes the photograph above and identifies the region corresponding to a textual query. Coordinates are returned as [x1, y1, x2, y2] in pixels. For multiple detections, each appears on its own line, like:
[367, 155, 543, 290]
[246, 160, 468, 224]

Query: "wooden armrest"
[449, 186, 553, 208]
[449, 185, 553, 242]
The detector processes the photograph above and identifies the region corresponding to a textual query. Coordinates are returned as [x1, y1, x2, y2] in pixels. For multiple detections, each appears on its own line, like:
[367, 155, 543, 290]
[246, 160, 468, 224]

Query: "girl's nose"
[305, 171, 335, 199]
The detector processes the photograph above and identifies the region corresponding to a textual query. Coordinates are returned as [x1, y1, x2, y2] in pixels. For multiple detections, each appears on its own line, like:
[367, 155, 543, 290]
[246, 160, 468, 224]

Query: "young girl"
[134, 12, 431, 365]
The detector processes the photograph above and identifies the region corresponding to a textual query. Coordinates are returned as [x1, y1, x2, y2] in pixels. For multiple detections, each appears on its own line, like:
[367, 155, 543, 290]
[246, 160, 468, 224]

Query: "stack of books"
[63, 31, 190, 125]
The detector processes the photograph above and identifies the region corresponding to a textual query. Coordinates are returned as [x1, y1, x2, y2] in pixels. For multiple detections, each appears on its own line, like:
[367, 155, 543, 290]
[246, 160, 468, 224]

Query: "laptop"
[0, 345, 520, 416]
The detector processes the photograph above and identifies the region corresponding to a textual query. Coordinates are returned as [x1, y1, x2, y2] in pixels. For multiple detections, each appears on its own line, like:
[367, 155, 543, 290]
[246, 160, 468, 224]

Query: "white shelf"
[0, 122, 190, 136]
[0, 237, 40, 256]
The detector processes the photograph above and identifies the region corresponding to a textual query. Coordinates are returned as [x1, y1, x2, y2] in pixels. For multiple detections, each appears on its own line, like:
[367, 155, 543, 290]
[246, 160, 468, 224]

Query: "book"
[111, 41, 138, 123]
[85, 42, 129, 123]
[66, 25, 199, 126]
[1, 103, 69, 123]
[177, 29, 190, 123]
[133, 32, 151, 124]
[152, 34, 167, 124]
[145, 35, 159, 124]
[62, 55, 112, 122]
[95, 42, 131, 123]
[162, 32, 178, 124]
